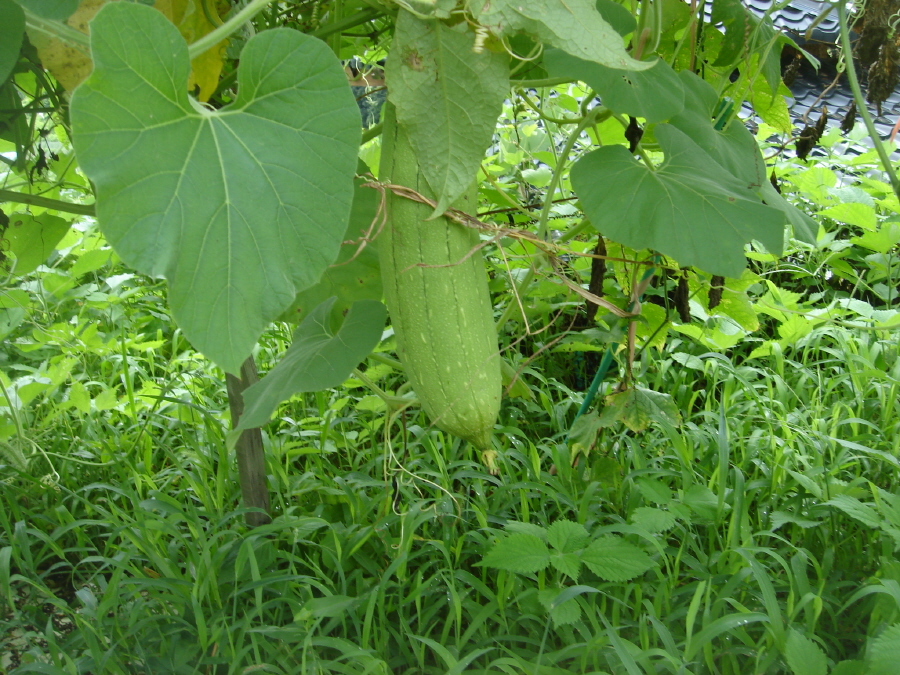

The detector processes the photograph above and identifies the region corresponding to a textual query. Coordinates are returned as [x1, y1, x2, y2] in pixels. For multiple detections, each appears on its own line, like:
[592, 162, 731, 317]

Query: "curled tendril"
[392, 0, 444, 20]
[500, 34, 543, 62]
[473, 25, 488, 53]
[888, 8, 900, 34]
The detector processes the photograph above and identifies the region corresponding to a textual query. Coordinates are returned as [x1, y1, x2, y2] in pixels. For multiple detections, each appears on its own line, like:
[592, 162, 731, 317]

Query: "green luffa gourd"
[378, 103, 501, 451]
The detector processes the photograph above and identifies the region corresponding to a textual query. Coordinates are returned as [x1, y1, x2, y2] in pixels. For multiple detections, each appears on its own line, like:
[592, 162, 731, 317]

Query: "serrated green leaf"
[549, 551, 582, 580]
[716, 289, 759, 331]
[67, 381, 90, 414]
[0, 308, 26, 341]
[868, 623, 900, 675]
[521, 167, 552, 188]
[297, 595, 358, 620]
[0, 0, 24, 84]
[474, 0, 650, 72]
[0, 82, 27, 166]
[827, 495, 882, 529]
[787, 167, 837, 206]
[386, 10, 508, 215]
[70, 3, 361, 373]
[830, 661, 866, 675]
[70, 248, 114, 278]
[784, 629, 827, 675]
[581, 535, 654, 581]
[232, 298, 386, 434]
[544, 48, 683, 123]
[852, 223, 900, 253]
[636, 477, 672, 505]
[547, 520, 590, 553]
[776, 314, 813, 345]
[671, 352, 704, 370]
[598, 386, 682, 433]
[769, 511, 820, 530]
[482, 533, 550, 574]
[748, 81, 791, 134]
[0, 289, 29, 309]
[710, 0, 749, 66]
[13, 0, 77, 20]
[819, 203, 877, 231]
[573, 124, 784, 277]
[630, 507, 677, 533]
[710, 0, 784, 92]
[4, 213, 71, 275]
[505, 521, 548, 541]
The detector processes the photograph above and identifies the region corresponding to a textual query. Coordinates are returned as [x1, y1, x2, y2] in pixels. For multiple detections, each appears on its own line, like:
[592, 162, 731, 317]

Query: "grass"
[2, 266, 899, 674]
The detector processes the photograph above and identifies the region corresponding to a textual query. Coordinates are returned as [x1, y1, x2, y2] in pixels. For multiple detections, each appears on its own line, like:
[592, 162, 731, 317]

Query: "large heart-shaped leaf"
[386, 9, 508, 215]
[473, 0, 650, 71]
[543, 48, 683, 123]
[668, 72, 817, 243]
[280, 170, 382, 323]
[594, 0, 636, 37]
[70, 2, 361, 373]
[572, 124, 784, 277]
[13, 0, 77, 20]
[233, 298, 386, 434]
[0, 0, 24, 84]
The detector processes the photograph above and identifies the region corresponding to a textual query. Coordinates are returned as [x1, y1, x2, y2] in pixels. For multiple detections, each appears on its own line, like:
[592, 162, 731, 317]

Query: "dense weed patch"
[0, 221, 898, 673]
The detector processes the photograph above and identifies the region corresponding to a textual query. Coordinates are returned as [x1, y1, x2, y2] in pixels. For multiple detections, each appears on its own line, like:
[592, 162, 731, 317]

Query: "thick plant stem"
[837, 2, 900, 202]
[311, 8, 382, 40]
[0, 189, 95, 216]
[188, 0, 273, 59]
[225, 356, 271, 527]
[535, 108, 600, 242]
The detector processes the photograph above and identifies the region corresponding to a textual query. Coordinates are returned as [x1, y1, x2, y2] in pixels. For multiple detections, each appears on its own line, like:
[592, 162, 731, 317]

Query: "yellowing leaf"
[154, 0, 227, 101]
[598, 386, 681, 432]
[749, 84, 791, 134]
[30, 0, 107, 92]
[30, 0, 225, 99]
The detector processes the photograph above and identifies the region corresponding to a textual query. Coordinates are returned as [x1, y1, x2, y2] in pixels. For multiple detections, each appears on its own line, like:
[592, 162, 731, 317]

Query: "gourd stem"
[188, 0, 273, 59]
[566, 259, 659, 440]
[836, 1, 900, 201]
